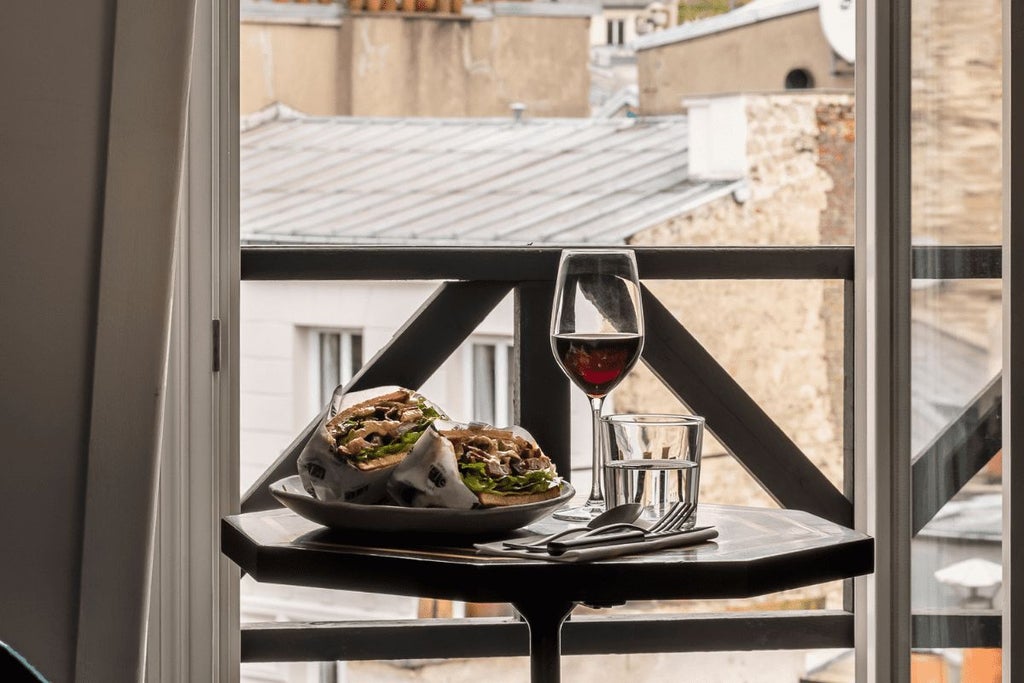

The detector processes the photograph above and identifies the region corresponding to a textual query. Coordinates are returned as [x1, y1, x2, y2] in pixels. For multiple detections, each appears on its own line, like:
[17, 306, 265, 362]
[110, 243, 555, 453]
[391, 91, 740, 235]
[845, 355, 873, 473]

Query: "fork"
[646, 500, 697, 534]
[546, 501, 697, 554]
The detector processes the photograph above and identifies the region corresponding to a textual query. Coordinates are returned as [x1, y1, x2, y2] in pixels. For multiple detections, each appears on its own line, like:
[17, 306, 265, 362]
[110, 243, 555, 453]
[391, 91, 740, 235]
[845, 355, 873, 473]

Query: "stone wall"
[909, 0, 1003, 375]
[636, 10, 854, 115]
[241, 13, 591, 117]
[620, 91, 855, 536]
[911, 0, 1002, 246]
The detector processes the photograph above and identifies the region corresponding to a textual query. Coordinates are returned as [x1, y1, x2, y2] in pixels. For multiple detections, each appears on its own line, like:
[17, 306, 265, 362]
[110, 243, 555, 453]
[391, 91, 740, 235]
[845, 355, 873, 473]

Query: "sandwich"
[298, 387, 445, 504]
[387, 423, 562, 509]
[443, 428, 561, 506]
[325, 389, 443, 470]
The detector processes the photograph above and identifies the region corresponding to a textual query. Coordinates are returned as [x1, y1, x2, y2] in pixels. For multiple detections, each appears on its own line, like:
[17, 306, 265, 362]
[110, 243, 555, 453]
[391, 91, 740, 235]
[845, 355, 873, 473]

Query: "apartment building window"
[606, 19, 625, 46]
[316, 330, 363, 406]
[471, 340, 512, 426]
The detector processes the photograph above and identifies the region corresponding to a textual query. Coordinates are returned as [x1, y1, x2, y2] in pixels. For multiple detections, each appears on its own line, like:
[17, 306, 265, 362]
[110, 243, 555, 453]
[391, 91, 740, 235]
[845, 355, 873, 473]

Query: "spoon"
[502, 503, 643, 551]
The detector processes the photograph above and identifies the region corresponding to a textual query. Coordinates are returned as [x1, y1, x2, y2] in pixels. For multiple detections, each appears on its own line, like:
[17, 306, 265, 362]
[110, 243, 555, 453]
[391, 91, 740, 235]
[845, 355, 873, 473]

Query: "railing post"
[844, 279, 855, 615]
[514, 282, 572, 479]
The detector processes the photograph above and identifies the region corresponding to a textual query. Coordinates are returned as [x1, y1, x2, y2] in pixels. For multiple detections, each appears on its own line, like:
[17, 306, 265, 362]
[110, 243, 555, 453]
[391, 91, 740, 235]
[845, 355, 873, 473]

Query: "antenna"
[819, 0, 855, 64]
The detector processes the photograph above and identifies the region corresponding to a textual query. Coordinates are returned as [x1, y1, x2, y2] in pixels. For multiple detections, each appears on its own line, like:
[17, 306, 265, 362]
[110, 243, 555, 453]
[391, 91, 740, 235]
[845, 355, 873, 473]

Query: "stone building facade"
[618, 93, 855, 608]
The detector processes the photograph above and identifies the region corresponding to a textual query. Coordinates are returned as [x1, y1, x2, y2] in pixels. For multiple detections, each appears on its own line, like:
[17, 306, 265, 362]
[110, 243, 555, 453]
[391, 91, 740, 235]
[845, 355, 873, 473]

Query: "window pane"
[472, 343, 496, 425]
[910, 0, 1003, 662]
[350, 333, 363, 376]
[319, 332, 341, 406]
[507, 344, 514, 426]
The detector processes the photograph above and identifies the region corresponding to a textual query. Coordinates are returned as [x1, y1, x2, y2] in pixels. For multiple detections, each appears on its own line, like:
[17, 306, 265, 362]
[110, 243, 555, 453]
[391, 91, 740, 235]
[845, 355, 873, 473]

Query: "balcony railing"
[238, 244, 1002, 664]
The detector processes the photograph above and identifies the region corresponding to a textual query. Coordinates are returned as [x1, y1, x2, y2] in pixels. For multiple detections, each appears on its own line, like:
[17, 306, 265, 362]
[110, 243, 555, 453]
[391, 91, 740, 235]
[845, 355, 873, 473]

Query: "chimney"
[683, 95, 748, 180]
[510, 102, 526, 124]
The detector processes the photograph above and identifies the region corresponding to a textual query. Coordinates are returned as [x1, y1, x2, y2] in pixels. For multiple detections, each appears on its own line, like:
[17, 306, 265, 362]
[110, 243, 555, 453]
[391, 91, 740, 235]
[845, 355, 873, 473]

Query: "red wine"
[553, 333, 643, 397]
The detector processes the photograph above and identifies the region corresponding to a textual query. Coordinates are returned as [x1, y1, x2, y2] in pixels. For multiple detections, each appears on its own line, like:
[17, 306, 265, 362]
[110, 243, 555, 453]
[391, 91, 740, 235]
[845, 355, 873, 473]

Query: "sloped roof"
[911, 318, 994, 454]
[240, 106, 742, 245]
[635, 0, 819, 51]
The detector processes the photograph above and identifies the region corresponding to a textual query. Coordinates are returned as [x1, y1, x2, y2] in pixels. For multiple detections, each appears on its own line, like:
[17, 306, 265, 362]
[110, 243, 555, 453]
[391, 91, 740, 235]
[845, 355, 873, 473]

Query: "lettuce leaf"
[458, 461, 555, 495]
[351, 427, 424, 461]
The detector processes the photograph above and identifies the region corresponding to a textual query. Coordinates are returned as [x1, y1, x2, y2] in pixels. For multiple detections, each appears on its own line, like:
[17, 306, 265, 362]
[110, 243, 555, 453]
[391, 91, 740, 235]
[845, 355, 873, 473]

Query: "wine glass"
[549, 249, 644, 521]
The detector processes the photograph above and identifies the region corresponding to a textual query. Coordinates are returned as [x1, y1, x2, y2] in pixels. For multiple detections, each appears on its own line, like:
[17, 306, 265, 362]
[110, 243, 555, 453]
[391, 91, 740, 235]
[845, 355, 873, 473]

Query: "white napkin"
[475, 526, 718, 563]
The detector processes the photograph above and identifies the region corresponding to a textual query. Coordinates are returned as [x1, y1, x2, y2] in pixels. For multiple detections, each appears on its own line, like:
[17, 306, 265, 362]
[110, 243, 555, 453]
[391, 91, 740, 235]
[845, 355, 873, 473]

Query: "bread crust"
[329, 389, 413, 427]
[476, 486, 561, 507]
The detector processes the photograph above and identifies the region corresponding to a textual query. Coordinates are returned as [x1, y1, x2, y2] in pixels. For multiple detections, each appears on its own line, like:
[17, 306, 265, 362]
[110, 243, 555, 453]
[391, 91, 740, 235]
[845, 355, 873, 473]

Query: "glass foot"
[552, 501, 605, 522]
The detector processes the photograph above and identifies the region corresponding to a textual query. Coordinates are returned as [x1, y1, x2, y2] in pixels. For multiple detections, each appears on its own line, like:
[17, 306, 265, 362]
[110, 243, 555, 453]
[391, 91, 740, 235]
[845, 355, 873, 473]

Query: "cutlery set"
[501, 500, 703, 556]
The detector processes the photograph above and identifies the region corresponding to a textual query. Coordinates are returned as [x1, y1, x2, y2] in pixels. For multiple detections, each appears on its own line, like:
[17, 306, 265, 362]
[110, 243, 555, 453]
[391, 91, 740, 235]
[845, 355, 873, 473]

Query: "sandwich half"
[442, 428, 561, 506]
[325, 389, 443, 471]
[387, 424, 561, 508]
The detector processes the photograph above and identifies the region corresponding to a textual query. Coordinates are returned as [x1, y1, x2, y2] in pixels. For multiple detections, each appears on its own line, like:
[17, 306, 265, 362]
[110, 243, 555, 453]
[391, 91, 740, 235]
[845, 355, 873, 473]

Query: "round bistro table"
[222, 504, 872, 682]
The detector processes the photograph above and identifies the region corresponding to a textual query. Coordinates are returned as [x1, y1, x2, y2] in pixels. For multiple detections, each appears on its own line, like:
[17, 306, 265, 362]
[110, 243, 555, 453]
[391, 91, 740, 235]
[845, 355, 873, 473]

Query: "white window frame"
[307, 327, 364, 413]
[857, 1, 1023, 680]
[854, 1, 912, 680]
[606, 18, 625, 46]
[464, 337, 513, 426]
[147, 0, 239, 679]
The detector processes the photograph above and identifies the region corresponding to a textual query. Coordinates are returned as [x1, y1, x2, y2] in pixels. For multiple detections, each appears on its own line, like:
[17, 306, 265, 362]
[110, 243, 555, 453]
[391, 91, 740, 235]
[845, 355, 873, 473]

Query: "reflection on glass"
[909, 0, 1004, 667]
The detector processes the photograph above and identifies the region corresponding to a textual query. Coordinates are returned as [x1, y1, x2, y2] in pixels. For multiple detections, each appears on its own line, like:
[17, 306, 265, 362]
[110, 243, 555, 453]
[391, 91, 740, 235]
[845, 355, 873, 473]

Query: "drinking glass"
[549, 249, 644, 521]
[602, 414, 704, 529]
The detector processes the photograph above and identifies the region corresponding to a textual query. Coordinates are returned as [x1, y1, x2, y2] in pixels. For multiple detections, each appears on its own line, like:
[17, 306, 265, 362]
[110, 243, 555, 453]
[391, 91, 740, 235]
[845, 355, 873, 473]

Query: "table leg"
[512, 600, 575, 683]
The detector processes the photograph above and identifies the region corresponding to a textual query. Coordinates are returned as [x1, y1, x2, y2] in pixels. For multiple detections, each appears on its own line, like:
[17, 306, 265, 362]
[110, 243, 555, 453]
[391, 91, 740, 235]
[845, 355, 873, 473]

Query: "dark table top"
[222, 504, 873, 606]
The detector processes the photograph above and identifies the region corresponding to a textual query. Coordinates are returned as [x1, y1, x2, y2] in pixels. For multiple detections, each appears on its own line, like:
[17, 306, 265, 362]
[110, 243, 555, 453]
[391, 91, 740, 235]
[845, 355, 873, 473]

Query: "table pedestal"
[513, 600, 575, 683]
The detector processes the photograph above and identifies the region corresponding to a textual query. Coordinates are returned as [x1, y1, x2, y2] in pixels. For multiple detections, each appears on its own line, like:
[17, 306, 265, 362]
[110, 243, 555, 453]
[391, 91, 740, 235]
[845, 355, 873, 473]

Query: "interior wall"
[0, 0, 114, 679]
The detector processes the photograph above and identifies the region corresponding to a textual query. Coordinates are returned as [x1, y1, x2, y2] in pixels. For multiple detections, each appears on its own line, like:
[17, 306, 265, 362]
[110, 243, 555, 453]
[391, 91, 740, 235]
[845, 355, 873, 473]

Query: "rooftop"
[635, 0, 818, 51]
[240, 105, 742, 245]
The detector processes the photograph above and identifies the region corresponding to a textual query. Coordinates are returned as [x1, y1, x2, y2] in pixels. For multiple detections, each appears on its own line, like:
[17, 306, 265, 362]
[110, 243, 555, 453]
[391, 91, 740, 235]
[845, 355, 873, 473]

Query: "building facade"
[240, 1, 594, 117]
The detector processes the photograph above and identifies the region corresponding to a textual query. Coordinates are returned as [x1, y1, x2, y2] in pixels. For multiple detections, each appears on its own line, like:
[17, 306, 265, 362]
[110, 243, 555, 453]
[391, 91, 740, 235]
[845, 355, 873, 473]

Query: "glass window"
[471, 340, 512, 426]
[316, 330, 363, 406]
[909, 0, 1003, 672]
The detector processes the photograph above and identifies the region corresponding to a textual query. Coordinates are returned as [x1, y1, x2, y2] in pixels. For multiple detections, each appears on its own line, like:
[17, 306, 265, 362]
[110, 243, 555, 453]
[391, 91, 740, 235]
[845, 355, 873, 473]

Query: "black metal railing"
[238, 244, 1003, 661]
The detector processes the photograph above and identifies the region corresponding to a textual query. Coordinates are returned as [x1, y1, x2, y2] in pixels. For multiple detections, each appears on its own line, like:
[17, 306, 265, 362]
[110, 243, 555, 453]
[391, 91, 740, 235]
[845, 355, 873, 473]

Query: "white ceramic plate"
[269, 475, 575, 538]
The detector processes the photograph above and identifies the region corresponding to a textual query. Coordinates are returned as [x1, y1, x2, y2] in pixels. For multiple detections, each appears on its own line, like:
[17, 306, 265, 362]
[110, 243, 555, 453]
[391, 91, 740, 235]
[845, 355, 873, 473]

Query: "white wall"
[240, 280, 595, 494]
[0, 1, 114, 680]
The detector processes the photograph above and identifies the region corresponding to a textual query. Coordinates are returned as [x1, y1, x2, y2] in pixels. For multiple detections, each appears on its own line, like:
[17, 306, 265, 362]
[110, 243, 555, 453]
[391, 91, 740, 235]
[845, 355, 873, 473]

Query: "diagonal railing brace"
[639, 286, 853, 527]
[911, 373, 1002, 535]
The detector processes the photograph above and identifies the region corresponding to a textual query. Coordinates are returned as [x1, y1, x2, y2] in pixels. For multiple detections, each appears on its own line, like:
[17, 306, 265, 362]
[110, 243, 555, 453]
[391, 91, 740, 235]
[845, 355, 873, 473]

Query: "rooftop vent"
[510, 102, 527, 124]
[682, 95, 747, 181]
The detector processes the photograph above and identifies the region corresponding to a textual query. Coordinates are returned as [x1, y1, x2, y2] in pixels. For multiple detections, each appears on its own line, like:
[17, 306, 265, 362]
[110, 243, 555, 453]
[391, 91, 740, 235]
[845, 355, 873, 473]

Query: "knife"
[548, 526, 714, 556]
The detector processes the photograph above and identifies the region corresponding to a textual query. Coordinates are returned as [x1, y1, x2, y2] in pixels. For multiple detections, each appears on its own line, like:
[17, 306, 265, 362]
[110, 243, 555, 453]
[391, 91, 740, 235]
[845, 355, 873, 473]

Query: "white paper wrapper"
[387, 420, 550, 509]
[297, 385, 442, 505]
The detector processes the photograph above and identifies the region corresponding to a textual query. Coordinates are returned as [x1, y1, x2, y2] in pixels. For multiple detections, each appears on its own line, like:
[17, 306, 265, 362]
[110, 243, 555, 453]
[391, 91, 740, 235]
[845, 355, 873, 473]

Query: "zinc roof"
[240, 105, 742, 245]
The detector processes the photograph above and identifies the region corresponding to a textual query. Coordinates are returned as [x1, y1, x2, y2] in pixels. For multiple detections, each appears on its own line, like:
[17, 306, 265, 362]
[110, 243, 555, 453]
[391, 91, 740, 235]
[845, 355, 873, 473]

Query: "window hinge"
[212, 318, 221, 372]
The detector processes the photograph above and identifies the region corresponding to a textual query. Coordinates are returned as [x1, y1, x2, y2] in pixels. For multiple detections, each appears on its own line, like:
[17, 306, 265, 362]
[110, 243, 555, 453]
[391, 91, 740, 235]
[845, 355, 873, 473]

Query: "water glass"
[602, 414, 704, 528]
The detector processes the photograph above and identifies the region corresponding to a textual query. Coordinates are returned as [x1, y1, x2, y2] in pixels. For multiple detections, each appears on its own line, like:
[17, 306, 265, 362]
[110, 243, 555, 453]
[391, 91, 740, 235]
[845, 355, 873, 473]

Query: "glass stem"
[588, 396, 605, 505]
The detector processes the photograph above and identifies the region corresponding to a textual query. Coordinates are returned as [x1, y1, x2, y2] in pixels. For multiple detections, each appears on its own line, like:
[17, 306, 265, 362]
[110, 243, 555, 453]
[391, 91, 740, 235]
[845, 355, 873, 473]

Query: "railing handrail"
[241, 244, 1001, 281]
[243, 245, 855, 281]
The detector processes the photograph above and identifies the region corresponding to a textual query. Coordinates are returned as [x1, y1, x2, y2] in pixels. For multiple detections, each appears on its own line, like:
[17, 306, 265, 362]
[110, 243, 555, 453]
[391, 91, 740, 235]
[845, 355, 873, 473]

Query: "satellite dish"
[819, 0, 855, 64]
[636, 2, 670, 35]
